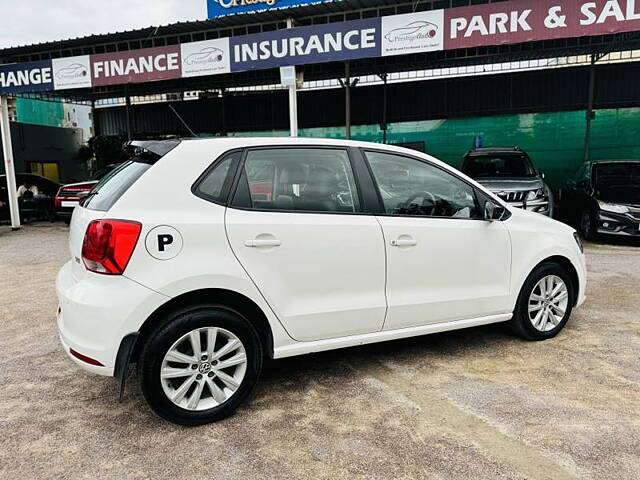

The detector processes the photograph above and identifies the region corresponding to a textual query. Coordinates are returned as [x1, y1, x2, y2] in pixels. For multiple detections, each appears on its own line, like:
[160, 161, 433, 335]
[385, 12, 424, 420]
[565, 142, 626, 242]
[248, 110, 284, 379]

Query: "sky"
[0, 0, 207, 49]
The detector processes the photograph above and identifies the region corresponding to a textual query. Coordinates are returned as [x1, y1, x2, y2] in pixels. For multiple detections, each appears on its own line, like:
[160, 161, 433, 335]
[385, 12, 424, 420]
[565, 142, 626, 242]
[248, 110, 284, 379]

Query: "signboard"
[91, 46, 182, 87]
[0, 60, 53, 94]
[181, 39, 232, 78]
[230, 18, 381, 71]
[445, 0, 640, 50]
[3, 0, 640, 94]
[207, 0, 341, 19]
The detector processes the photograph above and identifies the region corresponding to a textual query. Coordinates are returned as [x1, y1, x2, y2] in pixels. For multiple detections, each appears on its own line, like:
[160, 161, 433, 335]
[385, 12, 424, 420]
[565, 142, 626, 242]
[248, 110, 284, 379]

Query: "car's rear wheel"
[511, 263, 574, 341]
[138, 305, 263, 425]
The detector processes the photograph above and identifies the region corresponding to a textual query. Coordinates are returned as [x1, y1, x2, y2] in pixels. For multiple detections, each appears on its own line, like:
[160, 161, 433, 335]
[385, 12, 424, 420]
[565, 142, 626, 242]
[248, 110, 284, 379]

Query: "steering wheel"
[400, 191, 437, 215]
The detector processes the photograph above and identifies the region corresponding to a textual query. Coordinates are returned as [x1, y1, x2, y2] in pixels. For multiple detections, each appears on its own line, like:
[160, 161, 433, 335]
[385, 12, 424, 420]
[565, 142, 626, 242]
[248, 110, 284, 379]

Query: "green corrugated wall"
[230, 107, 640, 189]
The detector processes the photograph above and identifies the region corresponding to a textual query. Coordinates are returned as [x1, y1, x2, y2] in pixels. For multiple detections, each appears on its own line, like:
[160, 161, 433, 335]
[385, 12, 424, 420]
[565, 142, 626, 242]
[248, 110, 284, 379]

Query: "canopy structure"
[3, 0, 640, 228]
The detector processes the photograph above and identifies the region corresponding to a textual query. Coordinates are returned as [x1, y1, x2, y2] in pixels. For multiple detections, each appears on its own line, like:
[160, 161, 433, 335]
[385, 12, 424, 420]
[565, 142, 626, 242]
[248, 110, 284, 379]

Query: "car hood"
[474, 177, 545, 191]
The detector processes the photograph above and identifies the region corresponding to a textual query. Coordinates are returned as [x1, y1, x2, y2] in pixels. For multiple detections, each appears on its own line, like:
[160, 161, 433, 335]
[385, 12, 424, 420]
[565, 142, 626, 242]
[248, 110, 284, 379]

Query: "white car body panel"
[377, 216, 512, 330]
[55, 137, 587, 377]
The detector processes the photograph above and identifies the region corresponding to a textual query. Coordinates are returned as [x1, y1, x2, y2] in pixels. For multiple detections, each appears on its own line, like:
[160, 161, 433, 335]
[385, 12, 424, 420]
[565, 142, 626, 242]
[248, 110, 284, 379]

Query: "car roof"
[589, 159, 640, 165]
[464, 147, 525, 157]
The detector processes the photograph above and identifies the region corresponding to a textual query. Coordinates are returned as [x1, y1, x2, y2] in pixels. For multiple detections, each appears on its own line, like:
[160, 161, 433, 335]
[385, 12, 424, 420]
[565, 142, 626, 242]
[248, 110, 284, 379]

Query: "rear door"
[225, 147, 387, 342]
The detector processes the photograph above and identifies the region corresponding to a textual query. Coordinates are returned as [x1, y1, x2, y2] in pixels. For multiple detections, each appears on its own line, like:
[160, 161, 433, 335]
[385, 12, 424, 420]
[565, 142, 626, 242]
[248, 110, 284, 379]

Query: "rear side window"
[82, 161, 151, 212]
[232, 148, 360, 213]
[193, 151, 241, 204]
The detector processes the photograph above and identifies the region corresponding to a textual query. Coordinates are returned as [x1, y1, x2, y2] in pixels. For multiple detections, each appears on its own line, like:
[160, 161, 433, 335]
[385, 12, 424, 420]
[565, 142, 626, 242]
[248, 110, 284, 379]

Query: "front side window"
[366, 151, 480, 219]
[234, 148, 359, 213]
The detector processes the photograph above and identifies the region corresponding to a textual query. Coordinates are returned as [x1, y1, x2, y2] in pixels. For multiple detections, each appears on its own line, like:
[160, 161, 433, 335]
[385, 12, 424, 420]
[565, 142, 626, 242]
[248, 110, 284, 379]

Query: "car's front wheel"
[579, 210, 596, 241]
[511, 263, 574, 341]
[138, 305, 263, 425]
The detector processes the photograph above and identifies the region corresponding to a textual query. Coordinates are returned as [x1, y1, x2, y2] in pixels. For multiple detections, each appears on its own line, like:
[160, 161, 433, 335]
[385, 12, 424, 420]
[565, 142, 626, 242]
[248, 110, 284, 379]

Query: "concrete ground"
[0, 223, 638, 480]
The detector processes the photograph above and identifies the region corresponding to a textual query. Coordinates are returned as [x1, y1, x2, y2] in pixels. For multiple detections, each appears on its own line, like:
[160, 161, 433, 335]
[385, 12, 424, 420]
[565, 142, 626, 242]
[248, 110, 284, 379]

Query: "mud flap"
[114, 333, 139, 402]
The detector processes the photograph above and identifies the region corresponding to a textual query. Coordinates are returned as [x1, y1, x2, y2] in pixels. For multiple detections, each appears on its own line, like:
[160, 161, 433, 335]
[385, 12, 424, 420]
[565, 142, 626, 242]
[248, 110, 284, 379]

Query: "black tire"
[138, 304, 263, 426]
[579, 210, 596, 241]
[511, 262, 574, 341]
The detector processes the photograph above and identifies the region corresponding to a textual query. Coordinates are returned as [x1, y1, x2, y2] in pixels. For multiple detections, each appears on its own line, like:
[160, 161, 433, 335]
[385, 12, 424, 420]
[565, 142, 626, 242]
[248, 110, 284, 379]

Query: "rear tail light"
[82, 220, 142, 275]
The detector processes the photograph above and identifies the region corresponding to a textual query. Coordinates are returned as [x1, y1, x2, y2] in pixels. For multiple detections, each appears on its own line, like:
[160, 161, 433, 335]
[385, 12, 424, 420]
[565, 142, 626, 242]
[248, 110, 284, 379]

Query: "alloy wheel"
[528, 275, 569, 332]
[160, 327, 247, 411]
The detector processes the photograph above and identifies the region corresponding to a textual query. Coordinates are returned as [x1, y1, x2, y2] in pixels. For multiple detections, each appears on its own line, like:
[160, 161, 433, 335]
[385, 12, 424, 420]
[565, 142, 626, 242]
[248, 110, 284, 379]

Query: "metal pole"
[584, 54, 597, 163]
[381, 73, 388, 144]
[345, 61, 351, 140]
[125, 85, 133, 140]
[220, 89, 228, 137]
[0, 95, 21, 230]
[286, 18, 299, 138]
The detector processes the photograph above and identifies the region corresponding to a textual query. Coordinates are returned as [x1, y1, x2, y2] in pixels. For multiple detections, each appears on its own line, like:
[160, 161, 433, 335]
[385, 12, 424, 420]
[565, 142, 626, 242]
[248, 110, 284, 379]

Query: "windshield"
[594, 162, 640, 204]
[463, 154, 537, 178]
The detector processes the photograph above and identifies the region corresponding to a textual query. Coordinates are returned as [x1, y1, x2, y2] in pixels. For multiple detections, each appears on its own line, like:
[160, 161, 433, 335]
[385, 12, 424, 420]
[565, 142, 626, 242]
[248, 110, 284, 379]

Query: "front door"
[225, 147, 387, 342]
[363, 150, 512, 330]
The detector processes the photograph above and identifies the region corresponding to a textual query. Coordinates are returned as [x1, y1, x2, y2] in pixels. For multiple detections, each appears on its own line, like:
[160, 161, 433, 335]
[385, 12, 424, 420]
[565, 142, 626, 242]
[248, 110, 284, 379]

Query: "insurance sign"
[207, 0, 342, 19]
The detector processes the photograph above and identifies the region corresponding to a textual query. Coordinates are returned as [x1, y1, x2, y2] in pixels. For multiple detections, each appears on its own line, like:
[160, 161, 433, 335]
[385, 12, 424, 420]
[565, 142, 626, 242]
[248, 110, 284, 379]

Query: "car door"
[225, 147, 387, 342]
[363, 149, 512, 330]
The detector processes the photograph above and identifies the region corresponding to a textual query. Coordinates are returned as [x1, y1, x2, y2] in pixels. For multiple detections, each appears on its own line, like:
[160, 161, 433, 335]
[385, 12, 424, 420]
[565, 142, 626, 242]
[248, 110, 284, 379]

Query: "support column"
[380, 72, 388, 144]
[91, 99, 100, 138]
[286, 18, 299, 138]
[583, 54, 597, 163]
[0, 95, 21, 230]
[125, 85, 133, 140]
[345, 61, 352, 140]
[220, 89, 228, 137]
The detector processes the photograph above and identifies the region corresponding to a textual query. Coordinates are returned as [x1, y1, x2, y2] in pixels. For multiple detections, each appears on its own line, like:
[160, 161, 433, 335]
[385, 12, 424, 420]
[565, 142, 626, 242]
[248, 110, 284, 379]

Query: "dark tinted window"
[462, 154, 536, 178]
[234, 148, 359, 213]
[82, 161, 150, 212]
[193, 152, 240, 204]
[366, 151, 480, 219]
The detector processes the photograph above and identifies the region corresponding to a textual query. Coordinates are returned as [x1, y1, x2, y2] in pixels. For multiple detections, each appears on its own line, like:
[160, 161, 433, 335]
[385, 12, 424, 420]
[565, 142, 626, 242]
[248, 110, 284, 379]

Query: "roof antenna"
[168, 103, 197, 138]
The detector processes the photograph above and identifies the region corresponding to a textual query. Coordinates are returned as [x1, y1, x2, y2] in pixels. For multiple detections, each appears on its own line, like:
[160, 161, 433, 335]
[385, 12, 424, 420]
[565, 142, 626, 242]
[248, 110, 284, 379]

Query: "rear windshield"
[463, 154, 537, 178]
[82, 160, 151, 211]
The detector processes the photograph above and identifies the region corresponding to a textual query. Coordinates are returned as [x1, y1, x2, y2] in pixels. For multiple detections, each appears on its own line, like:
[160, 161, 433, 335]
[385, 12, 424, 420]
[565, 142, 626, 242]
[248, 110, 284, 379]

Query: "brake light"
[82, 220, 142, 275]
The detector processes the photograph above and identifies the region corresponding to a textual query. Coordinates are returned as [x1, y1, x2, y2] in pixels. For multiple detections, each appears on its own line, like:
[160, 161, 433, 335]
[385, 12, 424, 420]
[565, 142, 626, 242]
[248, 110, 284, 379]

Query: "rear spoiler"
[123, 140, 181, 163]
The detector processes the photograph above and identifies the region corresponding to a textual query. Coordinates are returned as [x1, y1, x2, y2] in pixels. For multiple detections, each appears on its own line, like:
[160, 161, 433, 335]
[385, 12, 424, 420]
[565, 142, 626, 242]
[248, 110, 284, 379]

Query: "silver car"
[461, 147, 554, 217]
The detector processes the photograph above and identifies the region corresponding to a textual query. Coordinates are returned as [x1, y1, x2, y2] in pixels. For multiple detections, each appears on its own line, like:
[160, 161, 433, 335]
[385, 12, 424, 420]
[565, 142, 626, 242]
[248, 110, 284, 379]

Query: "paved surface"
[0, 223, 639, 480]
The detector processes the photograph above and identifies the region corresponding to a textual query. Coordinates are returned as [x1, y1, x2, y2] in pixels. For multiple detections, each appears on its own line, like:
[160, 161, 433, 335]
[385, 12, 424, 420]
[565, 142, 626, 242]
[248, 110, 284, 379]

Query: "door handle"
[390, 235, 417, 247]
[244, 238, 282, 248]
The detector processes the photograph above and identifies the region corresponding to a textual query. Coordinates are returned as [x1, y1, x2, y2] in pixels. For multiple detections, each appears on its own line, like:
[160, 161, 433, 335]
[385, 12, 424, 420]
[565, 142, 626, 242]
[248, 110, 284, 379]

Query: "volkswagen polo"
[56, 138, 586, 425]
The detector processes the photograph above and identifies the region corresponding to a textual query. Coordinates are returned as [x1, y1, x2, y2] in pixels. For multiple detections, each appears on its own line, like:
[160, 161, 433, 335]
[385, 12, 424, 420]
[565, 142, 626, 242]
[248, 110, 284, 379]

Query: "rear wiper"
[80, 191, 99, 205]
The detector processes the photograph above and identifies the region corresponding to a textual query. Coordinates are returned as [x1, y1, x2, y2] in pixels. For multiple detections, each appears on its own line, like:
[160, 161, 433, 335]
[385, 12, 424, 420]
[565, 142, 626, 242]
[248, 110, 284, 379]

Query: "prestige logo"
[217, 0, 277, 9]
[56, 63, 89, 80]
[184, 47, 224, 66]
[384, 21, 438, 43]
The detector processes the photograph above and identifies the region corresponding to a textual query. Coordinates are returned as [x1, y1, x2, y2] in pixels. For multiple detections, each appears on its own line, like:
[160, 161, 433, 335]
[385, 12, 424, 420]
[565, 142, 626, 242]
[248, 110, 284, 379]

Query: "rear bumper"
[56, 261, 170, 376]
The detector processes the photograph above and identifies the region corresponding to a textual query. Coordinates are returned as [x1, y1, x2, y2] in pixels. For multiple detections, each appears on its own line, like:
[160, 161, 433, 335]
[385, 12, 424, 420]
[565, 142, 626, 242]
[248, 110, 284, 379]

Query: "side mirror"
[483, 200, 507, 221]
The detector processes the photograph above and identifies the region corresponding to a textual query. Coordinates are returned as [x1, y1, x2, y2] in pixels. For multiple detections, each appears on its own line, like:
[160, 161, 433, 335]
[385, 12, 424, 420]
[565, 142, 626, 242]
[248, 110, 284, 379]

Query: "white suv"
[57, 138, 586, 425]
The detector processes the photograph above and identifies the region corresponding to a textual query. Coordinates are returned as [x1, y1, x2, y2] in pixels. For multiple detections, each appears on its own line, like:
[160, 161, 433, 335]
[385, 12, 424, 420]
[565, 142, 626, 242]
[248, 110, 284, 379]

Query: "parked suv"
[461, 147, 554, 217]
[57, 138, 586, 425]
[561, 159, 640, 239]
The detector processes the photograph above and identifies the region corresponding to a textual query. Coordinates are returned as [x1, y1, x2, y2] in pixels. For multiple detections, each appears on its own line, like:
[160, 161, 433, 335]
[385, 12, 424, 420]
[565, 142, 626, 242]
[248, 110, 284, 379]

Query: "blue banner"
[208, 0, 342, 19]
[230, 18, 381, 72]
[0, 60, 54, 94]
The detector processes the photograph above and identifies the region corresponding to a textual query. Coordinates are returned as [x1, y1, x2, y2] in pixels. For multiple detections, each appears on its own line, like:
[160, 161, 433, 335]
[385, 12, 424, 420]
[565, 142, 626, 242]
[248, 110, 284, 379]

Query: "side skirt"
[273, 313, 512, 359]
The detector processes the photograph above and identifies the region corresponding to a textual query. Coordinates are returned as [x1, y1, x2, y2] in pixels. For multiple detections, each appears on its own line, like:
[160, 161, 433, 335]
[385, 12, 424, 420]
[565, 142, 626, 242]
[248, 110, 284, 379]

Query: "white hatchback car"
[57, 138, 586, 425]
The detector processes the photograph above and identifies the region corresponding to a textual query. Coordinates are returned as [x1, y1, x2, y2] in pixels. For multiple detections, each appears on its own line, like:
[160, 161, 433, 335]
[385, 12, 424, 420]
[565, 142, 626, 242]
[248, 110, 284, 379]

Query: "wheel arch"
[531, 255, 580, 307]
[132, 288, 275, 362]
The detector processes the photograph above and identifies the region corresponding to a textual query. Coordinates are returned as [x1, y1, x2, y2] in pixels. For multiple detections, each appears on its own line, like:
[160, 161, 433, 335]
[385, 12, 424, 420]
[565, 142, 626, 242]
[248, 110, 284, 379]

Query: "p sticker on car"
[145, 225, 183, 260]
